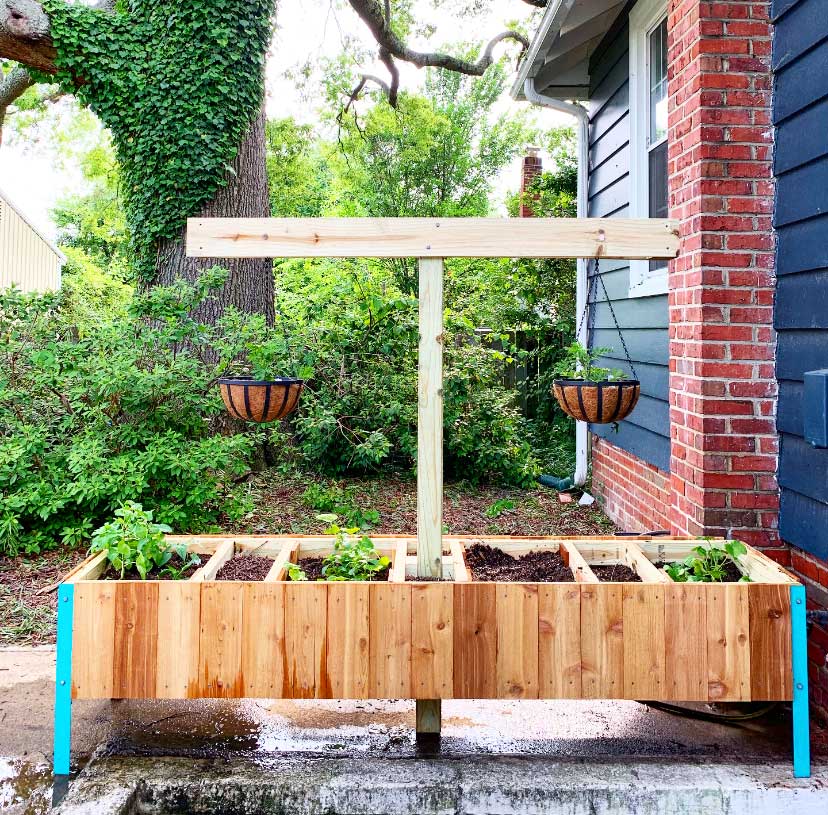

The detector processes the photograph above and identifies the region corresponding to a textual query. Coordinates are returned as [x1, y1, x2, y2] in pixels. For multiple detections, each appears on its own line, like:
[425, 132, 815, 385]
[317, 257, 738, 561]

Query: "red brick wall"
[666, 0, 780, 553]
[519, 151, 543, 217]
[592, 438, 672, 533]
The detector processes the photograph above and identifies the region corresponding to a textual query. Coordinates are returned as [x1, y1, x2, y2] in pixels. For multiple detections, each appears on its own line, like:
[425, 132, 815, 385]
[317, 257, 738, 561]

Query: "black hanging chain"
[574, 257, 639, 382]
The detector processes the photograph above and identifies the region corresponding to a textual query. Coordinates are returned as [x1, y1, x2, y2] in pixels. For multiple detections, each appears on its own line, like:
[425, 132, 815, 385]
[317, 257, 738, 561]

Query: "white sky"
[0, 0, 570, 239]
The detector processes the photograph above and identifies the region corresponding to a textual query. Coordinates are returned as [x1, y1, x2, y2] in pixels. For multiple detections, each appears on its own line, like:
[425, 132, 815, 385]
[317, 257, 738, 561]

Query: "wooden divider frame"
[53, 218, 809, 779]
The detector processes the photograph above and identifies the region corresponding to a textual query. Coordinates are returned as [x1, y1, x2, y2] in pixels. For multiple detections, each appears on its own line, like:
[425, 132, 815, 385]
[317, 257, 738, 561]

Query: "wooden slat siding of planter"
[199, 582, 244, 698]
[706, 584, 751, 702]
[186, 217, 680, 261]
[538, 585, 582, 698]
[71, 582, 115, 699]
[113, 582, 159, 698]
[622, 584, 665, 698]
[412, 584, 454, 699]
[370, 583, 412, 698]
[241, 583, 286, 698]
[156, 581, 201, 699]
[327, 582, 370, 698]
[496, 584, 539, 699]
[749, 584, 793, 701]
[285, 582, 327, 698]
[580, 583, 624, 699]
[453, 583, 497, 699]
[664, 585, 707, 701]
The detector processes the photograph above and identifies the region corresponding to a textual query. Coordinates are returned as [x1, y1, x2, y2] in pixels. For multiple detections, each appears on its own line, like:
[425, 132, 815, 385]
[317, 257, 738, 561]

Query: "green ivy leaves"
[43, 0, 274, 279]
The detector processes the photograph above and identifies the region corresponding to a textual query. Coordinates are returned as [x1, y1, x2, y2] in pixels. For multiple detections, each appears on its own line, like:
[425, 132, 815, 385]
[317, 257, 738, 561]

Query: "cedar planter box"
[59, 534, 799, 704]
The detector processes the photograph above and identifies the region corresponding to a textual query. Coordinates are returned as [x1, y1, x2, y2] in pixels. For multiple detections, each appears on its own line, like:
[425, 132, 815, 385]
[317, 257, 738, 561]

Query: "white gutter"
[523, 78, 590, 487]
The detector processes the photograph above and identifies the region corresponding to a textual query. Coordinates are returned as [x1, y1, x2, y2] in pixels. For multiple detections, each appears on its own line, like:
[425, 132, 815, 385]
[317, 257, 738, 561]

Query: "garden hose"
[640, 700, 779, 724]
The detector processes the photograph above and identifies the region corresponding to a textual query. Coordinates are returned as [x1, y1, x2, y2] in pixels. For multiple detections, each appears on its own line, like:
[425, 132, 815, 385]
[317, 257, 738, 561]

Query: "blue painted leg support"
[54, 583, 74, 777]
[790, 584, 810, 779]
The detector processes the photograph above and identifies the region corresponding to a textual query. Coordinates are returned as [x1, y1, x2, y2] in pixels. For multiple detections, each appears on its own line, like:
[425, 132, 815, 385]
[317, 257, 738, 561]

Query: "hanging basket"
[552, 378, 640, 424]
[217, 377, 304, 423]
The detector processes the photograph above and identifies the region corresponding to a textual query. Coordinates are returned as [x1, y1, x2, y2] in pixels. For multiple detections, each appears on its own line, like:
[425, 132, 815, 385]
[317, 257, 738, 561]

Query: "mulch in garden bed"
[464, 543, 574, 582]
[292, 557, 390, 582]
[215, 554, 274, 581]
[590, 564, 642, 583]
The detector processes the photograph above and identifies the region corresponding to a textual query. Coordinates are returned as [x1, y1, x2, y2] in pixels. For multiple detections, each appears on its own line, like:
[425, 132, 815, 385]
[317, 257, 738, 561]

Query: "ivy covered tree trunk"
[156, 109, 274, 325]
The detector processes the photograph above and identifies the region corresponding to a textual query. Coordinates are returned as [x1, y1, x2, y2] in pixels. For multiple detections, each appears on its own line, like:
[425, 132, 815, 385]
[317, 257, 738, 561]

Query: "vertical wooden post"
[417, 257, 444, 580]
[416, 257, 443, 740]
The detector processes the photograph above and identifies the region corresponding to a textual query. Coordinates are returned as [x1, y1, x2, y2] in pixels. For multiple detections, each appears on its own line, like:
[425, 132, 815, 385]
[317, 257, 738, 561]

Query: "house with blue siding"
[514, 0, 828, 715]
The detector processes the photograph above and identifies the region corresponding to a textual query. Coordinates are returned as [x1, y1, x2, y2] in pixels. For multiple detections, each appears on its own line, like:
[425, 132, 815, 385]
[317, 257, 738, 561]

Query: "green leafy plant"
[288, 519, 390, 582]
[301, 483, 381, 529]
[485, 498, 516, 518]
[552, 342, 628, 382]
[88, 501, 199, 580]
[664, 540, 752, 583]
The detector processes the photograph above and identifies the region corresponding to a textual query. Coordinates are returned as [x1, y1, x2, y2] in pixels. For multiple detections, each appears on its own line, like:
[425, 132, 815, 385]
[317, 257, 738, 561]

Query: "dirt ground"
[0, 475, 614, 648]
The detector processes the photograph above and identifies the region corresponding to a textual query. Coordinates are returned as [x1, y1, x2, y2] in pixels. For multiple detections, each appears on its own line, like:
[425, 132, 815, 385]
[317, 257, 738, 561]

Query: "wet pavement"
[1, 646, 827, 813]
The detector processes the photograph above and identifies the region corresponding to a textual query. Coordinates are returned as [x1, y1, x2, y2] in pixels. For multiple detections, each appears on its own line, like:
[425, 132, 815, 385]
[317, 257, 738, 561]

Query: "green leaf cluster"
[42, 0, 274, 278]
[552, 342, 628, 382]
[88, 500, 199, 579]
[664, 540, 752, 583]
[289, 521, 390, 582]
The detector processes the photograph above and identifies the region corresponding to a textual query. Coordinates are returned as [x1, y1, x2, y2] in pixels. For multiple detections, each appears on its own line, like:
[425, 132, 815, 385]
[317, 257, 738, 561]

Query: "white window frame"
[628, 0, 669, 298]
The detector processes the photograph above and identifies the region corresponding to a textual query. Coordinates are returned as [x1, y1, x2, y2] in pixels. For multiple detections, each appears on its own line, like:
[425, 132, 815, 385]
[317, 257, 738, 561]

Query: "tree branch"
[0, 63, 32, 144]
[0, 0, 57, 73]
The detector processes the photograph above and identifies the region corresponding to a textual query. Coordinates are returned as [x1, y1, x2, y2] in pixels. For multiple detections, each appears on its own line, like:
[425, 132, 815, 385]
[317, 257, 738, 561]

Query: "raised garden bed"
[60, 534, 798, 704]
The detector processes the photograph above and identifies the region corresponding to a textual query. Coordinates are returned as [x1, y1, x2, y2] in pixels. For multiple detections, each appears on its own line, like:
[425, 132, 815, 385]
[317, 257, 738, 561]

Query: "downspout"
[523, 78, 590, 487]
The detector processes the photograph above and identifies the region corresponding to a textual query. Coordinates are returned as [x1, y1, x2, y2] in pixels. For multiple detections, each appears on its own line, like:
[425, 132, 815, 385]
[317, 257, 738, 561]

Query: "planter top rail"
[186, 217, 680, 260]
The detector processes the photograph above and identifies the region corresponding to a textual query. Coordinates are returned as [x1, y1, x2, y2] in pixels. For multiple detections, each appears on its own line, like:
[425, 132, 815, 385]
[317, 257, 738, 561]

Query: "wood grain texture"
[417, 257, 443, 579]
[285, 583, 328, 698]
[369, 583, 412, 698]
[241, 583, 285, 698]
[622, 585, 665, 698]
[453, 583, 497, 699]
[71, 582, 116, 699]
[664, 584, 707, 701]
[156, 581, 201, 698]
[112, 582, 159, 698]
[707, 583, 751, 701]
[199, 582, 244, 698]
[580, 584, 624, 698]
[326, 582, 370, 698]
[187, 217, 680, 260]
[538, 584, 582, 698]
[495, 584, 539, 699]
[749, 584, 793, 700]
[411, 583, 453, 698]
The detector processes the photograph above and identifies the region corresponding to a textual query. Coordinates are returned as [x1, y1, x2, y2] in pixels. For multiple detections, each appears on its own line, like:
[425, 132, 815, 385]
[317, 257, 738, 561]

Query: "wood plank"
[538, 584, 582, 698]
[326, 582, 370, 699]
[285, 583, 328, 698]
[241, 582, 286, 698]
[417, 257, 443, 579]
[71, 582, 115, 699]
[450, 541, 470, 582]
[664, 584, 707, 701]
[411, 584, 454, 699]
[193, 539, 234, 582]
[64, 552, 107, 583]
[749, 584, 793, 700]
[199, 582, 244, 697]
[187, 217, 680, 260]
[369, 583, 412, 698]
[264, 542, 296, 582]
[622, 585, 665, 698]
[707, 583, 751, 701]
[623, 542, 671, 583]
[112, 582, 159, 698]
[453, 584, 497, 699]
[580, 584, 624, 698]
[156, 581, 201, 699]
[560, 541, 599, 583]
[391, 541, 408, 583]
[495, 584, 539, 699]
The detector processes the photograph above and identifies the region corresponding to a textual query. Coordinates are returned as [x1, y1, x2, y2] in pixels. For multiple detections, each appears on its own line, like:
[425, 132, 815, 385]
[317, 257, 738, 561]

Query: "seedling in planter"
[663, 539, 752, 583]
[89, 501, 200, 580]
[288, 516, 390, 581]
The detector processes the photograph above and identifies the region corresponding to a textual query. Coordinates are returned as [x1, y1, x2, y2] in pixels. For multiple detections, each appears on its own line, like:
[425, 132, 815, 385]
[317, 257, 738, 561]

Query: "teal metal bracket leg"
[54, 583, 74, 778]
[790, 584, 810, 779]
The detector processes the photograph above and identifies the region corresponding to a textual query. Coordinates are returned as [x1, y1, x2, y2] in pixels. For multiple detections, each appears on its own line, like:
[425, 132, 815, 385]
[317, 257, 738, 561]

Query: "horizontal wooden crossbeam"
[186, 217, 680, 259]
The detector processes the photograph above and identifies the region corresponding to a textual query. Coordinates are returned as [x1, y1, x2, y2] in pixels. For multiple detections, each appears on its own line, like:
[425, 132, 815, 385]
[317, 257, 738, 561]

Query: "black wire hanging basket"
[552, 257, 641, 425]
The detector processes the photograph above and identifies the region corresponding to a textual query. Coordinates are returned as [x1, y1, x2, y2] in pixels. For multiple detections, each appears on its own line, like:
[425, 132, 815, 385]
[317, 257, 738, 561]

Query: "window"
[629, 0, 669, 297]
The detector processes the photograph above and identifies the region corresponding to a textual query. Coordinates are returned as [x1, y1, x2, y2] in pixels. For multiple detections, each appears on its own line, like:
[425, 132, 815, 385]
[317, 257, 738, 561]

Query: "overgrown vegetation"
[552, 342, 627, 382]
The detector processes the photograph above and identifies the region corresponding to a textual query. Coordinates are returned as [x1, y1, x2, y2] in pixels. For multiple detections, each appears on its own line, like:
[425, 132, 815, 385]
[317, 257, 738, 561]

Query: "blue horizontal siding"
[772, 0, 828, 560]
[585, 12, 671, 475]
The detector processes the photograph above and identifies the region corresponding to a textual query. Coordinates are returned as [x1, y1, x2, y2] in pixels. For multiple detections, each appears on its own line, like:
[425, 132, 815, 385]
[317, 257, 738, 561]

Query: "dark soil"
[293, 557, 390, 582]
[654, 559, 745, 582]
[409, 575, 452, 582]
[590, 564, 642, 583]
[100, 554, 211, 581]
[215, 554, 274, 581]
[465, 543, 574, 582]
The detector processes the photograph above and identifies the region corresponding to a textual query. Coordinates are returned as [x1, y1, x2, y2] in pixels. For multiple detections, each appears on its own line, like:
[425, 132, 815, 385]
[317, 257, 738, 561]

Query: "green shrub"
[0, 275, 259, 556]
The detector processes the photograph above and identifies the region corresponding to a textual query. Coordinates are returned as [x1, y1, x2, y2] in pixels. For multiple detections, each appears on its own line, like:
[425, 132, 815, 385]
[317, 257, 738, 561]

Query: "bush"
[0, 275, 258, 556]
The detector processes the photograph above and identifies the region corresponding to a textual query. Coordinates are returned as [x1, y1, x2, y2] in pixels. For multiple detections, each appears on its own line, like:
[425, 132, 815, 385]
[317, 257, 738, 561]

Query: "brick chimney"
[519, 147, 542, 217]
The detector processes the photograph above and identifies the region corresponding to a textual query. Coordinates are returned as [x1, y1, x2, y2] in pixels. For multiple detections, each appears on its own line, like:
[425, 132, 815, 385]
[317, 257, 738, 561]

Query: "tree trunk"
[155, 108, 274, 325]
